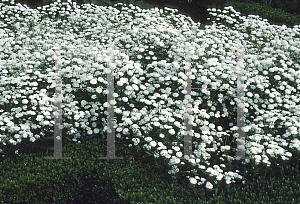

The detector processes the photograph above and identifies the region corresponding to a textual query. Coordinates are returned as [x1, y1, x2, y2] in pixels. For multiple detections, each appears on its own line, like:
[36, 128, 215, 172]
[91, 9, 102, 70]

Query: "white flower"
[159, 133, 165, 138]
[174, 121, 181, 127]
[122, 97, 128, 102]
[150, 141, 157, 147]
[90, 78, 97, 85]
[285, 89, 291, 95]
[132, 124, 139, 129]
[266, 149, 274, 155]
[205, 181, 213, 189]
[123, 128, 130, 135]
[127, 70, 134, 76]
[189, 177, 197, 185]
[221, 146, 230, 151]
[74, 115, 80, 120]
[126, 85, 133, 91]
[154, 121, 160, 127]
[199, 165, 206, 170]
[145, 137, 152, 142]
[246, 92, 253, 97]
[94, 128, 100, 134]
[216, 174, 223, 181]
[220, 164, 226, 168]
[168, 129, 176, 135]
[22, 99, 29, 104]
[132, 138, 140, 145]
[171, 61, 180, 70]
[173, 93, 179, 97]
[161, 150, 168, 156]
[169, 156, 180, 168]
[124, 118, 133, 125]
[194, 133, 200, 138]
[30, 137, 36, 142]
[157, 142, 164, 147]
[132, 84, 139, 91]
[176, 151, 183, 158]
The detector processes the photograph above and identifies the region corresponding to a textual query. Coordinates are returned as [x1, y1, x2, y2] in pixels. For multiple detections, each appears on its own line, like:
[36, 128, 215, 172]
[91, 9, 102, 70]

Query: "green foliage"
[0, 136, 128, 203]
[226, 0, 300, 27]
[1, 135, 300, 203]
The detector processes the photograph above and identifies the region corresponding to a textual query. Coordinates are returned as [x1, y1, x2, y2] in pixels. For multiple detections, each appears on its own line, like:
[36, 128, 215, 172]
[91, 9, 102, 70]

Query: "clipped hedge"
[0, 135, 130, 203]
[225, 0, 300, 28]
[2, 133, 300, 203]
[0, 134, 208, 203]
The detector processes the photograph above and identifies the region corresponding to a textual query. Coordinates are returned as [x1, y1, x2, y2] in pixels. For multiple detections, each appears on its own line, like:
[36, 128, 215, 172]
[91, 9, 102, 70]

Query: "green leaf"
[103, 0, 113, 6]
[91, 0, 100, 5]
[135, 0, 152, 9]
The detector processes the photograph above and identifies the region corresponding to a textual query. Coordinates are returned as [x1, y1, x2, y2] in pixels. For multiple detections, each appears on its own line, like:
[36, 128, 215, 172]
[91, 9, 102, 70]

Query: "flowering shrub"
[0, 0, 299, 191]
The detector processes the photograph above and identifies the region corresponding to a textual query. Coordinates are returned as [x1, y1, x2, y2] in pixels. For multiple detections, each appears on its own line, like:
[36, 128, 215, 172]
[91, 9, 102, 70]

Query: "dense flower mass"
[0, 0, 300, 190]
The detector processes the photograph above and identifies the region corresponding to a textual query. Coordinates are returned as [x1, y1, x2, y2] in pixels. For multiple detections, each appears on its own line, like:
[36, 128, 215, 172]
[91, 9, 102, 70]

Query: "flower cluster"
[0, 0, 300, 190]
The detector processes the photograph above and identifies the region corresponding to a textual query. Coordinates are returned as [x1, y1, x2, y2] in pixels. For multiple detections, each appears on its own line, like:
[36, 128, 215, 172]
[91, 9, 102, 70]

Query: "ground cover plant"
[0, 0, 300, 201]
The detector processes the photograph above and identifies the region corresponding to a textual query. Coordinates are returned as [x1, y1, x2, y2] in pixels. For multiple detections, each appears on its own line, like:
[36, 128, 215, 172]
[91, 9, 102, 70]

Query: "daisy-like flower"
[153, 121, 160, 127]
[150, 141, 157, 147]
[172, 146, 180, 151]
[22, 99, 29, 104]
[205, 181, 213, 189]
[189, 177, 197, 185]
[74, 115, 80, 120]
[168, 129, 176, 135]
[145, 137, 152, 142]
[160, 149, 168, 156]
[122, 97, 128, 102]
[90, 78, 97, 85]
[176, 151, 183, 158]
[159, 133, 165, 138]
